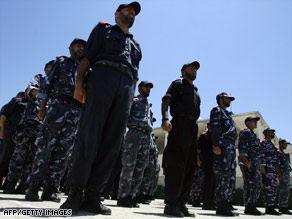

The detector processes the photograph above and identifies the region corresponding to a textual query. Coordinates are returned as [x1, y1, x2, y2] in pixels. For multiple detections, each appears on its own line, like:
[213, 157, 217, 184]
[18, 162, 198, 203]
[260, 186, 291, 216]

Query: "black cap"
[181, 61, 200, 71]
[138, 81, 153, 88]
[44, 60, 55, 71]
[216, 92, 235, 101]
[70, 38, 86, 47]
[244, 116, 260, 125]
[263, 128, 275, 135]
[116, 2, 141, 15]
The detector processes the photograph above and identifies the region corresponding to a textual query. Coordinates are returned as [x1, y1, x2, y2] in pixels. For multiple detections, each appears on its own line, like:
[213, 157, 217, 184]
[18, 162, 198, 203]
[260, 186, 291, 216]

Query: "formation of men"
[0, 1, 291, 217]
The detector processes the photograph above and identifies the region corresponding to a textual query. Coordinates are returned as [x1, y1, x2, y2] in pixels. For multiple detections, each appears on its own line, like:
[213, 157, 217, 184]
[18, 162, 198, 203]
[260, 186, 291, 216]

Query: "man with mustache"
[61, 2, 142, 215]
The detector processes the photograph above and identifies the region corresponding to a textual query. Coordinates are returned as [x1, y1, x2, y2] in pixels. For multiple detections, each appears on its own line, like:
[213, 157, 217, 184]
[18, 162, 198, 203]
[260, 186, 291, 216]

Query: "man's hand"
[74, 84, 86, 104]
[38, 108, 46, 121]
[161, 120, 172, 132]
[213, 146, 221, 155]
[278, 172, 283, 181]
[245, 161, 251, 169]
[261, 166, 266, 174]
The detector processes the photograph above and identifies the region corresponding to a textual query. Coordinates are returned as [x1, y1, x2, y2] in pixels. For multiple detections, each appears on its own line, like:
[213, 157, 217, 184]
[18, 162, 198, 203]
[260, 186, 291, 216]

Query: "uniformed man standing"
[238, 116, 263, 215]
[198, 123, 216, 210]
[210, 92, 238, 216]
[161, 61, 201, 217]
[25, 38, 86, 202]
[260, 128, 282, 215]
[61, 2, 142, 215]
[118, 81, 153, 207]
[277, 139, 292, 214]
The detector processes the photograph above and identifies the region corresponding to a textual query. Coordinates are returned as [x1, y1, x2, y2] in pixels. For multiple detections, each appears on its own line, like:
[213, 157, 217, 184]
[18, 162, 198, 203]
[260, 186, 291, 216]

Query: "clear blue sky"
[0, 0, 291, 142]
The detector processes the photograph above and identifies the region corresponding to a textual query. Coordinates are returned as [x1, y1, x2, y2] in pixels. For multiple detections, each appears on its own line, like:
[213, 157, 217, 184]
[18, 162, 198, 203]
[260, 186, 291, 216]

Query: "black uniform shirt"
[81, 22, 142, 80]
[162, 78, 200, 120]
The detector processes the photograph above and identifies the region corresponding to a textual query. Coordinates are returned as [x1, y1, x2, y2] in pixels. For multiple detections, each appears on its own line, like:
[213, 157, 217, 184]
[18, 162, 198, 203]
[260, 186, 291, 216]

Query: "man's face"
[221, 96, 231, 108]
[69, 43, 85, 59]
[183, 65, 197, 81]
[139, 85, 151, 97]
[280, 142, 288, 150]
[117, 6, 136, 28]
[266, 130, 275, 139]
[247, 119, 257, 130]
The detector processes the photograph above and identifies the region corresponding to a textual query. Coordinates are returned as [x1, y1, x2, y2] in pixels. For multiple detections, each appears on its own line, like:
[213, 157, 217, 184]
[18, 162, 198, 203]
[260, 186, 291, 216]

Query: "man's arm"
[38, 99, 47, 121]
[161, 98, 172, 132]
[29, 88, 40, 97]
[74, 57, 91, 103]
[240, 156, 251, 168]
[0, 115, 7, 139]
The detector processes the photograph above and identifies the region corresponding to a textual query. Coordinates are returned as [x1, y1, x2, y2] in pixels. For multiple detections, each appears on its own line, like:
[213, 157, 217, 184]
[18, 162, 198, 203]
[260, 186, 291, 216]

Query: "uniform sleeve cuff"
[37, 93, 49, 100]
[239, 153, 248, 157]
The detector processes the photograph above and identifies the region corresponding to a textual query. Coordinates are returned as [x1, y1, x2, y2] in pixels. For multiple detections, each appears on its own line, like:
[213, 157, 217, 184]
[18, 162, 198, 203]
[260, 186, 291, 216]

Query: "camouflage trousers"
[214, 139, 236, 203]
[149, 157, 160, 196]
[139, 151, 156, 196]
[118, 129, 150, 198]
[189, 167, 205, 202]
[262, 164, 278, 207]
[243, 161, 261, 206]
[278, 171, 290, 208]
[7, 119, 42, 182]
[28, 99, 80, 184]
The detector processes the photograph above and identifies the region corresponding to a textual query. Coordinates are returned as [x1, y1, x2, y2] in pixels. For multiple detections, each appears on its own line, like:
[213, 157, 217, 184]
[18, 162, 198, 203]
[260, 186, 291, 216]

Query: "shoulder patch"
[133, 94, 138, 98]
[56, 55, 66, 58]
[201, 132, 207, 135]
[213, 105, 219, 108]
[99, 21, 108, 24]
[244, 127, 248, 130]
[277, 149, 280, 152]
[262, 138, 266, 142]
[172, 79, 182, 83]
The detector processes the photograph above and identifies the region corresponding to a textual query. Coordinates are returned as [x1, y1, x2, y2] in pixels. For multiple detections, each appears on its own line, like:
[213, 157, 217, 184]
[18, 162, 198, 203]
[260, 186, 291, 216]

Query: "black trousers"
[163, 117, 198, 206]
[202, 168, 215, 205]
[67, 66, 133, 193]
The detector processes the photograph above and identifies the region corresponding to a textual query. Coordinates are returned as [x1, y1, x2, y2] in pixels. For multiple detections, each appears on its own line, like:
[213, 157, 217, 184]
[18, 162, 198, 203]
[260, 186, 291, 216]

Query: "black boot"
[138, 194, 150, 204]
[216, 201, 236, 216]
[244, 204, 263, 215]
[202, 202, 216, 210]
[164, 204, 184, 217]
[41, 181, 61, 202]
[265, 206, 281, 215]
[15, 182, 29, 194]
[131, 196, 140, 208]
[192, 199, 202, 207]
[25, 181, 42, 201]
[60, 186, 84, 214]
[179, 205, 195, 217]
[3, 180, 17, 194]
[279, 207, 292, 215]
[81, 188, 111, 215]
[117, 196, 133, 207]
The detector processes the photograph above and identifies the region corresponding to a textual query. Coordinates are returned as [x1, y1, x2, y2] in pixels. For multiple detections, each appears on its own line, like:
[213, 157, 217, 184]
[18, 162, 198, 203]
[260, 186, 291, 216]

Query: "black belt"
[53, 94, 81, 107]
[129, 127, 152, 134]
[94, 60, 133, 81]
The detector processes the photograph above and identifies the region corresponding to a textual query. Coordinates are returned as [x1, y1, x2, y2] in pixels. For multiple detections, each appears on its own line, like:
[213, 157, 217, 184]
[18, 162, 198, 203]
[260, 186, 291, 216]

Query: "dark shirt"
[162, 78, 200, 120]
[198, 131, 213, 169]
[238, 127, 261, 163]
[1, 97, 27, 129]
[210, 106, 237, 148]
[81, 22, 142, 80]
[38, 56, 78, 100]
[260, 138, 280, 166]
[127, 94, 153, 132]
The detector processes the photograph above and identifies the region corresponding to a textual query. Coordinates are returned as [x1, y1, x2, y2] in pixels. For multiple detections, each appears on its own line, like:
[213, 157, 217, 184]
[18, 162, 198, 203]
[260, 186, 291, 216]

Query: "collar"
[113, 25, 133, 38]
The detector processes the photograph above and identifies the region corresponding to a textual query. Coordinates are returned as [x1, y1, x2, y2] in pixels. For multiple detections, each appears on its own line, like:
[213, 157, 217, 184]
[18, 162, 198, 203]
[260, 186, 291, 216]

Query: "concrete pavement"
[0, 192, 291, 218]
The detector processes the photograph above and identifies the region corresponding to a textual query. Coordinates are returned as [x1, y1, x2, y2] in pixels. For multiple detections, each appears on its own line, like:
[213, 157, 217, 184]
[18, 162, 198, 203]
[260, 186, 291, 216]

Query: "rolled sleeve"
[238, 131, 249, 157]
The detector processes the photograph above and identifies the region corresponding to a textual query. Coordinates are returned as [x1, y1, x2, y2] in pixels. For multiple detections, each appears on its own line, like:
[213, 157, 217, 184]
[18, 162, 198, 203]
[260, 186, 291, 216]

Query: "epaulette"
[201, 131, 207, 135]
[277, 149, 280, 152]
[56, 55, 67, 59]
[133, 94, 138, 98]
[172, 79, 182, 83]
[244, 127, 248, 130]
[99, 21, 110, 25]
[262, 138, 266, 142]
[213, 106, 219, 108]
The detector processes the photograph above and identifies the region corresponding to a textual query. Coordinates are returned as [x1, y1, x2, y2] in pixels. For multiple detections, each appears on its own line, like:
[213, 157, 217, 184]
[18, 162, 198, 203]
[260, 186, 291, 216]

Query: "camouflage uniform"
[189, 167, 204, 203]
[28, 56, 81, 184]
[150, 150, 160, 197]
[210, 106, 237, 204]
[277, 148, 291, 208]
[6, 75, 43, 183]
[260, 138, 280, 207]
[139, 133, 157, 197]
[118, 94, 153, 199]
[238, 127, 261, 206]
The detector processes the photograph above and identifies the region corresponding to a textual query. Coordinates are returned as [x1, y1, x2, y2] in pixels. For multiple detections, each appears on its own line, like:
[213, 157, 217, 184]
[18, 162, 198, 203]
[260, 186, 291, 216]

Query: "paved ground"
[0, 192, 291, 218]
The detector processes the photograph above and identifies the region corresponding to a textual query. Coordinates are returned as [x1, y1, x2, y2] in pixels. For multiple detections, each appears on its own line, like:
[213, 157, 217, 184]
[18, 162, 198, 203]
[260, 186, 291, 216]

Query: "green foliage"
[154, 185, 165, 199]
